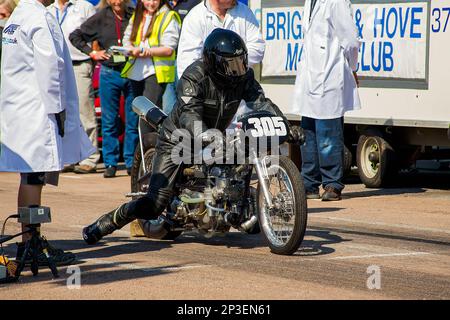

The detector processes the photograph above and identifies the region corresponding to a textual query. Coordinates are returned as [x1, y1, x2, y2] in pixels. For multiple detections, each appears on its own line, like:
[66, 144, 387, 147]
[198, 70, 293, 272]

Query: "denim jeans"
[300, 116, 345, 193]
[99, 65, 138, 169]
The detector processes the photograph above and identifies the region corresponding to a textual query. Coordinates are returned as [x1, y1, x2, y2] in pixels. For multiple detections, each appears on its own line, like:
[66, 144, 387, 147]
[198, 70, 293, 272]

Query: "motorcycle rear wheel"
[130, 145, 182, 240]
[257, 155, 307, 255]
[130, 145, 155, 198]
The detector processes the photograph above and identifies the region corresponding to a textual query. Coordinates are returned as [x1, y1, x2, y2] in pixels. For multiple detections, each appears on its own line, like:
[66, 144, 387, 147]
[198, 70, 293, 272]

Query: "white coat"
[292, 0, 361, 119]
[176, 0, 265, 79]
[0, 0, 94, 172]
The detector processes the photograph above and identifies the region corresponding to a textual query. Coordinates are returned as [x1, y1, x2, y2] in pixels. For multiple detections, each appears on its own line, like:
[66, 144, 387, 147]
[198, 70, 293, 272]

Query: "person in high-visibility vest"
[122, 0, 181, 111]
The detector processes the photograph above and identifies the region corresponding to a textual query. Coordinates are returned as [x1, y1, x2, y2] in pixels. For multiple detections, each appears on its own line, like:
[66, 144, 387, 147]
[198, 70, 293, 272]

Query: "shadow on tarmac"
[340, 168, 450, 199]
[342, 187, 426, 199]
[312, 225, 450, 247]
[344, 168, 450, 189]
[295, 229, 350, 257]
[2, 261, 189, 287]
[1, 237, 173, 263]
[308, 207, 344, 214]
[0, 230, 349, 286]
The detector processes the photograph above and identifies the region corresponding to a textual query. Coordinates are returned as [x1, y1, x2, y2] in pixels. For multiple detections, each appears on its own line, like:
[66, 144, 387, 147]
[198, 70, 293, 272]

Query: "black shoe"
[15, 240, 76, 267]
[103, 166, 117, 178]
[61, 164, 76, 173]
[306, 191, 321, 199]
[322, 186, 342, 201]
[82, 204, 131, 245]
[126, 167, 132, 176]
[82, 213, 117, 245]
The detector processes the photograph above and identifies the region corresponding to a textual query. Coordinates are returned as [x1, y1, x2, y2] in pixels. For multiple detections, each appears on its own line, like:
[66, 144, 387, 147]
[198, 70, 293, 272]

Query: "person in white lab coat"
[292, 0, 361, 201]
[176, 0, 265, 79]
[0, 0, 94, 265]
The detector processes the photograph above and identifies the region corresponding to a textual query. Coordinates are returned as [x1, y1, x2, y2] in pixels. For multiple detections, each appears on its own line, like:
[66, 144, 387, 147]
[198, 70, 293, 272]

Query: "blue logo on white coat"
[3, 24, 20, 35]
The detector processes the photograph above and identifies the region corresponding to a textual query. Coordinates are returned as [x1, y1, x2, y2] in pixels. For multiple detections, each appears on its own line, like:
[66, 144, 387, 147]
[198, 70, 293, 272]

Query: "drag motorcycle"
[128, 97, 307, 255]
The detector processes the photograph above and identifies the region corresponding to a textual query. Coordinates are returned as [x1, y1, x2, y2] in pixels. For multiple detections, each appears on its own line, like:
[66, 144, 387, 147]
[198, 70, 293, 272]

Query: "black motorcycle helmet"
[202, 28, 249, 88]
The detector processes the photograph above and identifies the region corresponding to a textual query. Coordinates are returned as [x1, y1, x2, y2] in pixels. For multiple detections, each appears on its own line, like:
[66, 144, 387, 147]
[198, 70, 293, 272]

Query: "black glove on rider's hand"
[288, 125, 305, 145]
[55, 110, 66, 138]
[199, 131, 224, 148]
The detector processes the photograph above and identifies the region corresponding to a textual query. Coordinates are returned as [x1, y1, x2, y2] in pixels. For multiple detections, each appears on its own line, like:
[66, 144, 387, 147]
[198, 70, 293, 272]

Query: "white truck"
[249, 0, 450, 187]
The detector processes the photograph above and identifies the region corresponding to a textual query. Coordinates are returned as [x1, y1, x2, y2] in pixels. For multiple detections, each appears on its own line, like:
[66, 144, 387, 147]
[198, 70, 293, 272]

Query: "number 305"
[248, 117, 287, 137]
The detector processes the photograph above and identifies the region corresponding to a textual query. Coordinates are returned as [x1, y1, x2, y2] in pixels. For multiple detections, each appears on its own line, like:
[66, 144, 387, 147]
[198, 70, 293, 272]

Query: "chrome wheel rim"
[259, 163, 296, 248]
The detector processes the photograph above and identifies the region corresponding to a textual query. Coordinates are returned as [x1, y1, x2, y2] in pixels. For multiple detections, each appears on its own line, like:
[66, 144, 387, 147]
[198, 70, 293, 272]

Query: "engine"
[169, 165, 255, 235]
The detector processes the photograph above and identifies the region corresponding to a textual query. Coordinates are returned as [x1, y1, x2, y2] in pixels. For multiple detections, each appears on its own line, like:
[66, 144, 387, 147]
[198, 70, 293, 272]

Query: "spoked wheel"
[130, 145, 155, 198]
[257, 156, 307, 255]
[130, 145, 182, 240]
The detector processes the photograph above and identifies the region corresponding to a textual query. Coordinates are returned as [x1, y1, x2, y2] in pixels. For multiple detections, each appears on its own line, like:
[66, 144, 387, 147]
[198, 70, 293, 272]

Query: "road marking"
[310, 216, 450, 234]
[325, 252, 432, 260]
[60, 175, 82, 179]
[61, 174, 105, 179]
[81, 258, 210, 274]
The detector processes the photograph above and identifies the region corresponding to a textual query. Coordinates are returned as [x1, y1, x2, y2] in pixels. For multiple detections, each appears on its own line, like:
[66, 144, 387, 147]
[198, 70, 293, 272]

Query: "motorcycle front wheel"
[257, 155, 307, 255]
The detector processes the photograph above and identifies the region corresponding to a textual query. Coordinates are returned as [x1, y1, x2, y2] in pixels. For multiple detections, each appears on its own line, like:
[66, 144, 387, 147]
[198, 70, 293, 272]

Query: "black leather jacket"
[161, 60, 289, 138]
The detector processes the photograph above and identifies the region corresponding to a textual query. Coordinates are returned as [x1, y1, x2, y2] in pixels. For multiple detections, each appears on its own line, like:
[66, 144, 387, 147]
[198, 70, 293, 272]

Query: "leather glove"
[55, 110, 66, 138]
[288, 125, 305, 145]
[199, 130, 223, 148]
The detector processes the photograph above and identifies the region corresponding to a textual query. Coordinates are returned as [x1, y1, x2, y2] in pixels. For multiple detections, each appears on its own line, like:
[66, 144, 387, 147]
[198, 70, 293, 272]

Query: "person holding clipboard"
[70, 0, 138, 178]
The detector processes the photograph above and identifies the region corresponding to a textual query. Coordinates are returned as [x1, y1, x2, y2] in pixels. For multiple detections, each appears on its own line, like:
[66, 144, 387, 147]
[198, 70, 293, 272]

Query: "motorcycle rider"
[82, 29, 302, 244]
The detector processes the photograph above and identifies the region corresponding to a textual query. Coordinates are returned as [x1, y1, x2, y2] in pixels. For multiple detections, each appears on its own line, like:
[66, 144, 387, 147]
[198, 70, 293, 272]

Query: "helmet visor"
[215, 53, 248, 78]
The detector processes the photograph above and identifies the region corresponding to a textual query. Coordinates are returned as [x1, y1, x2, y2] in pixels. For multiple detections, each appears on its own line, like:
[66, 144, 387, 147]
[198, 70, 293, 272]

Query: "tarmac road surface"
[0, 168, 449, 299]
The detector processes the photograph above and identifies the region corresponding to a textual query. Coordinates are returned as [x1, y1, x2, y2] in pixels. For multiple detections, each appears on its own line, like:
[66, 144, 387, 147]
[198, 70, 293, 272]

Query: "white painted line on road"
[310, 216, 450, 234]
[61, 174, 106, 179]
[81, 258, 210, 274]
[60, 175, 82, 179]
[325, 252, 432, 260]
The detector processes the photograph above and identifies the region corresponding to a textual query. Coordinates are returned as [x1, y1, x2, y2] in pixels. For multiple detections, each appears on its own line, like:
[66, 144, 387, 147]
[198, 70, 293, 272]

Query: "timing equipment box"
[18, 206, 51, 224]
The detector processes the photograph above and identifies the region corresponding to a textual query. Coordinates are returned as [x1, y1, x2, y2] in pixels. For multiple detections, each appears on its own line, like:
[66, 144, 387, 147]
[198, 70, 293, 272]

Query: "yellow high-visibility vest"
[122, 7, 181, 83]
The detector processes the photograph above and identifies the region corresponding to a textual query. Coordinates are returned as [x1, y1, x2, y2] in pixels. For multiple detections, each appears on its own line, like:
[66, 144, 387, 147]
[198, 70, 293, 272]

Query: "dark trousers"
[130, 74, 167, 108]
[300, 116, 345, 192]
[122, 130, 183, 220]
[130, 75, 168, 135]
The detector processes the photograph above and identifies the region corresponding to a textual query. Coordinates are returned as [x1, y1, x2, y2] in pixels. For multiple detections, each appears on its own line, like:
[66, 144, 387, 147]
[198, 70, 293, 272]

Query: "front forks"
[253, 152, 273, 209]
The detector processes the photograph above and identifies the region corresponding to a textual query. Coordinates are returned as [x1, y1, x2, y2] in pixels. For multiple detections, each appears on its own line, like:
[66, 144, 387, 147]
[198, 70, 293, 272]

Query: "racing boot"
[82, 203, 135, 244]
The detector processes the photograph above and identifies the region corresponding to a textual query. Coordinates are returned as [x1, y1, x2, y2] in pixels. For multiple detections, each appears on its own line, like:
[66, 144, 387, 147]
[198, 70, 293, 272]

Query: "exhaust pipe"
[132, 96, 168, 129]
[240, 215, 258, 232]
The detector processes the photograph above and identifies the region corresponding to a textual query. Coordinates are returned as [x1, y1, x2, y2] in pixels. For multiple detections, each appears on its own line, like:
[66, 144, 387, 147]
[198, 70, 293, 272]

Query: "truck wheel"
[343, 144, 353, 176]
[356, 133, 397, 188]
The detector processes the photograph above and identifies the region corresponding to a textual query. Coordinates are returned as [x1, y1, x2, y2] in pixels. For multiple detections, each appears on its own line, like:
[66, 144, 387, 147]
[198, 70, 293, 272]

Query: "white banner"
[261, 2, 429, 79]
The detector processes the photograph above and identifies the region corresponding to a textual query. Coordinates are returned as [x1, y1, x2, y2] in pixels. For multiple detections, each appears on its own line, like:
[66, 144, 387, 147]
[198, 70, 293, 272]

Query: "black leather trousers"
[118, 129, 184, 224]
